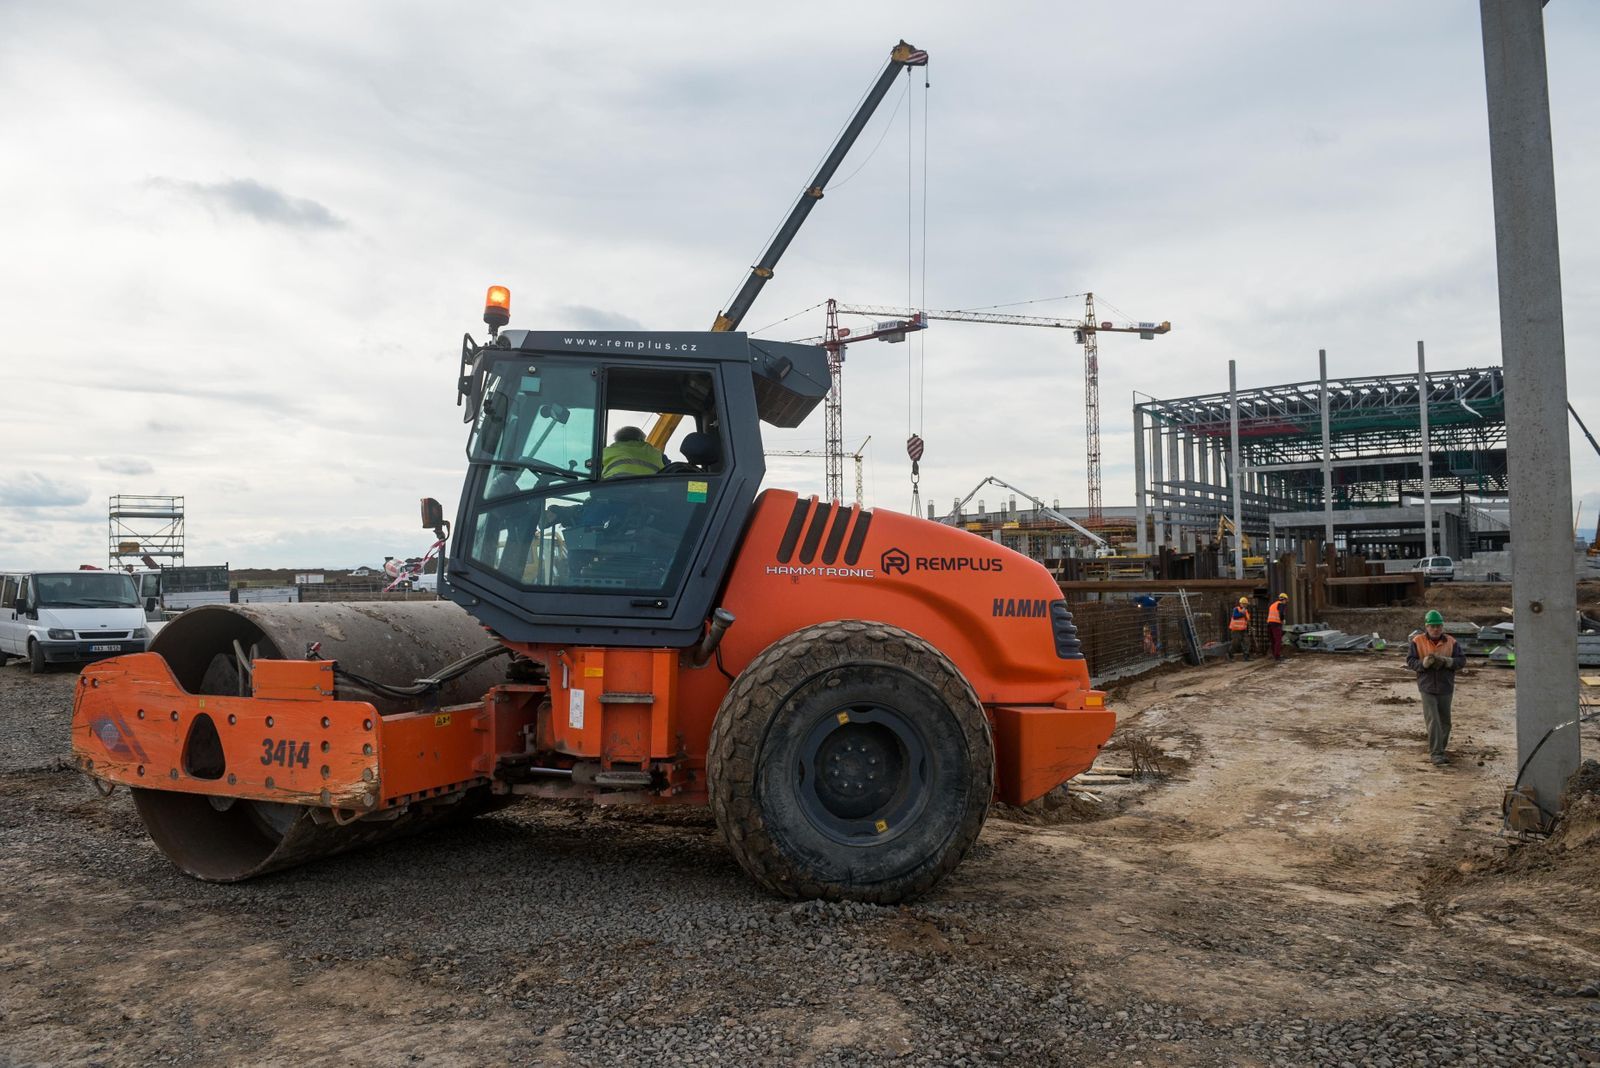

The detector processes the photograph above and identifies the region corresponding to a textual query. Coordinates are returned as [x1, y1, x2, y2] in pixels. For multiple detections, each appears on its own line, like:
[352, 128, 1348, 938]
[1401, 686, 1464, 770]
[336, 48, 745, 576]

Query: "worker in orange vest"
[1405, 609, 1466, 766]
[1266, 592, 1289, 661]
[1227, 596, 1252, 662]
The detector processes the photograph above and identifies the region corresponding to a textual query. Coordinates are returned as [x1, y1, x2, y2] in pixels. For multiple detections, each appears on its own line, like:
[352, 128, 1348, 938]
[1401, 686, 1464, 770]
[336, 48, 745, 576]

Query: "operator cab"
[446, 315, 828, 648]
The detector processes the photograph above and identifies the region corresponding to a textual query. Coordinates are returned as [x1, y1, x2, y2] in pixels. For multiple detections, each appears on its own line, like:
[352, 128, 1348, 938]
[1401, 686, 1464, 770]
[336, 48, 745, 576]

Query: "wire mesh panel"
[1061, 591, 1227, 681]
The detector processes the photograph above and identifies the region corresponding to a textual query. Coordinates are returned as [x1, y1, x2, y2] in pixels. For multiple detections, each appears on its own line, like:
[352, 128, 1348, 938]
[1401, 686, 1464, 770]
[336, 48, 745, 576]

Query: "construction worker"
[542, 426, 666, 535]
[601, 426, 666, 479]
[1405, 609, 1467, 766]
[1266, 592, 1289, 661]
[1227, 596, 1252, 662]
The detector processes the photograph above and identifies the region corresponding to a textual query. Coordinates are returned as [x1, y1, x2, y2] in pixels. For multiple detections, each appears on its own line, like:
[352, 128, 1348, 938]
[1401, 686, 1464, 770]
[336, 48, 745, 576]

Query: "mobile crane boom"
[713, 42, 928, 334]
[943, 475, 1111, 552]
[650, 40, 927, 450]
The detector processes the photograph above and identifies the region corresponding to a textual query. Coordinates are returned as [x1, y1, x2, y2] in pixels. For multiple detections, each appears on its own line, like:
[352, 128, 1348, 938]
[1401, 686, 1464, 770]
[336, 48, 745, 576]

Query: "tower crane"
[768, 434, 873, 507]
[836, 297, 1170, 525]
[646, 40, 929, 452]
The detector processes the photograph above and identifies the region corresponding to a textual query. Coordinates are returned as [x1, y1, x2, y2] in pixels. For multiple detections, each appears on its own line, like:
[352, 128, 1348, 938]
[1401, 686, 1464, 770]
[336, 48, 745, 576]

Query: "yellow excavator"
[1216, 515, 1266, 568]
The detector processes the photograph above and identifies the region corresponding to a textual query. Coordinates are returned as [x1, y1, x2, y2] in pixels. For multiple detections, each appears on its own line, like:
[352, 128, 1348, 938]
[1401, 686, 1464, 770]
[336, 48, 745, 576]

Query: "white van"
[1416, 555, 1456, 582]
[0, 571, 152, 674]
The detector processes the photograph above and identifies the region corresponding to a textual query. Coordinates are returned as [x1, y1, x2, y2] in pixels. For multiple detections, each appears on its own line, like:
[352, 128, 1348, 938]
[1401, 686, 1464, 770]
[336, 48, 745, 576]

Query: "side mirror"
[145, 596, 158, 613]
[420, 497, 445, 530]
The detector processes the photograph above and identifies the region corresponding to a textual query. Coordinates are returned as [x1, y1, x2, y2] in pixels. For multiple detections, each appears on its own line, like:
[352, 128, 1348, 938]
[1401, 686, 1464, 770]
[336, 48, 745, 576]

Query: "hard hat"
[1238, 597, 1249, 605]
[1424, 610, 1444, 625]
[1277, 593, 1289, 600]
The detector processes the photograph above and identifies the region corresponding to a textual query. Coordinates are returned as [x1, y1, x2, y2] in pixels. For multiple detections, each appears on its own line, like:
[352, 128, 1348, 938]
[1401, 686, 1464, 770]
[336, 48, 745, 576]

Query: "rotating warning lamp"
[483, 285, 511, 335]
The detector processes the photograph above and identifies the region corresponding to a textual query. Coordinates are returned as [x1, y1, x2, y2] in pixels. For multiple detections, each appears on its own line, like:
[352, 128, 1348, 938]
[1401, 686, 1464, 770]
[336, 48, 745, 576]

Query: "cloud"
[97, 456, 154, 476]
[554, 305, 646, 332]
[148, 177, 345, 231]
[0, 473, 90, 508]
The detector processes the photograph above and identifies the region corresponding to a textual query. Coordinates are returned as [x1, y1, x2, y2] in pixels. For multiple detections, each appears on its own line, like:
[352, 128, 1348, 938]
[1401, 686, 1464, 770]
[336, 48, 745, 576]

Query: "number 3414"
[260, 738, 312, 769]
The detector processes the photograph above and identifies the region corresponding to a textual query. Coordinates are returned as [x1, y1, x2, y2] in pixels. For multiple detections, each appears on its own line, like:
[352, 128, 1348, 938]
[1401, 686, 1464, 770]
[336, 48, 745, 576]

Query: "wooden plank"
[1580, 675, 1600, 687]
[1325, 575, 1426, 586]
[1057, 579, 1262, 593]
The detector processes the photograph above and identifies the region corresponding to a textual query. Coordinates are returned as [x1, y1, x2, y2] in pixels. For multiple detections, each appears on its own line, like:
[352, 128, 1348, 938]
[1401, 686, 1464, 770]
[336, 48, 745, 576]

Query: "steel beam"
[1481, 0, 1580, 822]
[1419, 341, 1434, 556]
[1229, 360, 1243, 578]
[1152, 420, 1166, 550]
[1133, 406, 1149, 554]
[1320, 349, 1334, 546]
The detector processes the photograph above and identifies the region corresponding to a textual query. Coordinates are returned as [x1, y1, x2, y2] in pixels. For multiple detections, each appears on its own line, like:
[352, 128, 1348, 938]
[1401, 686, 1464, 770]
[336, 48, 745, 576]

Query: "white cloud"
[0, 473, 89, 508]
[146, 177, 345, 230]
[2, 1, 1597, 566]
[96, 457, 155, 476]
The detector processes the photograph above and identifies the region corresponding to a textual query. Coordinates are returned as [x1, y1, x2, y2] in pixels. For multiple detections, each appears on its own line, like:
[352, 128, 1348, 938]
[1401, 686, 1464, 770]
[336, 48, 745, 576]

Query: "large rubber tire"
[708, 620, 993, 904]
[28, 640, 47, 675]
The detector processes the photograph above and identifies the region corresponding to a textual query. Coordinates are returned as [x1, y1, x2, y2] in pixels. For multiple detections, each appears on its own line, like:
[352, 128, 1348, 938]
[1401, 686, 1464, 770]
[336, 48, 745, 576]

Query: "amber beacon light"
[483, 285, 511, 335]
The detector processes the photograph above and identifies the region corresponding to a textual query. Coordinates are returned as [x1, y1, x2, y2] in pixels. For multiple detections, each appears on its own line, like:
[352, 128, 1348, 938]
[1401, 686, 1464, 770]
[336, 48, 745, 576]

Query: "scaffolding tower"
[108, 495, 184, 570]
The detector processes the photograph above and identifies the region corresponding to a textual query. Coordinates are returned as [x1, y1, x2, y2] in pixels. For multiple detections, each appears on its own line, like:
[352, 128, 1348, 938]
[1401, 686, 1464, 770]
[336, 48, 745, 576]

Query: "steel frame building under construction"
[1133, 365, 1509, 558]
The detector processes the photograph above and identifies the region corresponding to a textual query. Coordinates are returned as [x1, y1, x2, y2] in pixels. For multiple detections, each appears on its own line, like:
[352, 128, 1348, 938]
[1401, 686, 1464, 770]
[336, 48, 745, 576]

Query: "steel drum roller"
[130, 601, 510, 881]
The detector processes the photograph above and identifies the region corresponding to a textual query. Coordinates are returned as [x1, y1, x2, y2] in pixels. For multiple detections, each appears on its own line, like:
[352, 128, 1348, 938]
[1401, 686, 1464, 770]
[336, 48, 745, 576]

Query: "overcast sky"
[3, 1, 1597, 569]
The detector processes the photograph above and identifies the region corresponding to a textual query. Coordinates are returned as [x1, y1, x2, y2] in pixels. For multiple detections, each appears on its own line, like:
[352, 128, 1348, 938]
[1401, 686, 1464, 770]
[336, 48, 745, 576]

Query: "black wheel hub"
[797, 704, 928, 844]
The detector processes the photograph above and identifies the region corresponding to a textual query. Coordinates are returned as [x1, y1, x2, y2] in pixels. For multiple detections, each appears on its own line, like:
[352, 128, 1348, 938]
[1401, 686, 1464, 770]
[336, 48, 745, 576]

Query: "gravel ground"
[2, 657, 1598, 1067]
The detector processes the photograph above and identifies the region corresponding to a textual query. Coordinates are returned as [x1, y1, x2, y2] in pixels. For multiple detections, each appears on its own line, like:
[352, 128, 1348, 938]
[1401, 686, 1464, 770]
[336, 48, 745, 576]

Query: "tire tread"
[706, 620, 992, 904]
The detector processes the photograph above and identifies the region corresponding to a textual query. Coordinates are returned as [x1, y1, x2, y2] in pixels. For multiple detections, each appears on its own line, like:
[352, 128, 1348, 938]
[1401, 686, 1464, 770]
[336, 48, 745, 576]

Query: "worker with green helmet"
[1405, 609, 1466, 766]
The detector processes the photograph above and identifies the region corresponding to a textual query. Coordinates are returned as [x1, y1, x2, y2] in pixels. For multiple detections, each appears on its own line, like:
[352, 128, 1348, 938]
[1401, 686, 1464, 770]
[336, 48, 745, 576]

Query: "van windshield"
[34, 572, 138, 608]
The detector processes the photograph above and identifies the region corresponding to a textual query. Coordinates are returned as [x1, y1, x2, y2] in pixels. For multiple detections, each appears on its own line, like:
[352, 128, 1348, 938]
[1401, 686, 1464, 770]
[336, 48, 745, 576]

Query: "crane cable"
[747, 301, 826, 339]
[954, 293, 1090, 313]
[906, 61, 930, 514]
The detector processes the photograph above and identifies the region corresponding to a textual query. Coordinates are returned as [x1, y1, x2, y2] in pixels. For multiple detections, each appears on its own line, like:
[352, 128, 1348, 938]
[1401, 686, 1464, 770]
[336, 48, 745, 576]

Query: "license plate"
[90, 644, 121, 653]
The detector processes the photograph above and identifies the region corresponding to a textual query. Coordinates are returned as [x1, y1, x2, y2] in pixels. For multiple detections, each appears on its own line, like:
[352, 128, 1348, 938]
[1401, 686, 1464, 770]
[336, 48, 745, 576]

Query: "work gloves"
[1420, 654, 1457, 670]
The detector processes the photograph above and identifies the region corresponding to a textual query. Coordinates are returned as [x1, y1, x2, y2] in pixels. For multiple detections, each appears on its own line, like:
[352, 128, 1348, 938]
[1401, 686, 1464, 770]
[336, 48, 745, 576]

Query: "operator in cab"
[541, 426, 666, 534]
[601, 426, 665, 479]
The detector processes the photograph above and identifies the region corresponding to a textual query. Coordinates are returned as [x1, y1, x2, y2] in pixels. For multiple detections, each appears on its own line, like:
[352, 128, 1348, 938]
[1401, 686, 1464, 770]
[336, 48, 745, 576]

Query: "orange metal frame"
[74, 493, 1117, 816]
[71, 654, 536, 814]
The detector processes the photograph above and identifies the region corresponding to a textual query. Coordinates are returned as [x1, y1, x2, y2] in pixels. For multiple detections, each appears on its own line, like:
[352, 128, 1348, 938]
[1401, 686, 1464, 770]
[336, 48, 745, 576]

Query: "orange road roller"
[72, 307, 1113, 902]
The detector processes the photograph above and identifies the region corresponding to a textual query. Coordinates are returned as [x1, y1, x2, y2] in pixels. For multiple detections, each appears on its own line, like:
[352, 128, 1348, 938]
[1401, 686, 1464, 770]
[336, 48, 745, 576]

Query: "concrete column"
[1229, 360, 1244, 578]
[1133, 405, 1149, 555]
[1419, 340, 1434, 557]
[1320, 349, 1334, 546]
[1481, 0, 1581, 821]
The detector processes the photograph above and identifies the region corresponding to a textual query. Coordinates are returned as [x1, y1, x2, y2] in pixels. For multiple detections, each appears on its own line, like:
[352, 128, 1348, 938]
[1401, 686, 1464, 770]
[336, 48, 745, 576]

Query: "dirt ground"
[2, 649, 1597, 1066]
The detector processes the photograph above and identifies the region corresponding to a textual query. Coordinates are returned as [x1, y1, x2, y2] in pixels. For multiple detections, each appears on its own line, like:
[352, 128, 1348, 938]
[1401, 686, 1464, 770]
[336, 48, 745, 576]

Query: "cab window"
[469, 362, 599, 480]
[465, 363, 723, 595]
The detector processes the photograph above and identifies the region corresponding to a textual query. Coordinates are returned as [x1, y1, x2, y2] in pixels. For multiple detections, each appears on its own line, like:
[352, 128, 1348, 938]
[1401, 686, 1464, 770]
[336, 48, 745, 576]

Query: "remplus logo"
[879, 548, 1004, 577]
[880, 548, 911, 575]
